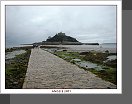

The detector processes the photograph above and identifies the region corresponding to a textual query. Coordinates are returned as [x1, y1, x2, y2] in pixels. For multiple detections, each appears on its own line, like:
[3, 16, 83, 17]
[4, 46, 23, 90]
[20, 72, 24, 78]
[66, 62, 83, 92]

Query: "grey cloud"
[6, 6, 116, 46]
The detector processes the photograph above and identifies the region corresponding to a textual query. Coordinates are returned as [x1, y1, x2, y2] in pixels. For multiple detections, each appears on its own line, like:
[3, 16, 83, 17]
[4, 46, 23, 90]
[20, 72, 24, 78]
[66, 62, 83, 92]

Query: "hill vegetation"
[46, 32, 79, 43]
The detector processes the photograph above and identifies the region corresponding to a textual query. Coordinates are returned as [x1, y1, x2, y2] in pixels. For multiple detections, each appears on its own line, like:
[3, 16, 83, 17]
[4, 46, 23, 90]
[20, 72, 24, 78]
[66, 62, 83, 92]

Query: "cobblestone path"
[23, 48, 116, 89]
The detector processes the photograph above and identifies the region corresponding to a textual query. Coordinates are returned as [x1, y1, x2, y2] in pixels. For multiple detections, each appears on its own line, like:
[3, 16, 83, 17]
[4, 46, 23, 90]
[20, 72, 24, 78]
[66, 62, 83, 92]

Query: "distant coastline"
[101, 43, 117, 44]
[6, 43, 116, 48]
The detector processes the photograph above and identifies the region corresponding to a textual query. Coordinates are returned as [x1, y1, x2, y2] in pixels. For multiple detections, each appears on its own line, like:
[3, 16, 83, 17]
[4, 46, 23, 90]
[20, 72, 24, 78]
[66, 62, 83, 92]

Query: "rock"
[63, 49, 67, 52]
[13, 82, 18, 85]
[71, 59, 81, 62]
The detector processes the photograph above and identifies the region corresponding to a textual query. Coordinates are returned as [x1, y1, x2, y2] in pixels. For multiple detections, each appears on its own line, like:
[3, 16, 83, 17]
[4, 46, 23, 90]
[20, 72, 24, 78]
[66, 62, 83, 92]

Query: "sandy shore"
[41, 45, 117, 53]
[23, 48, 116, 89]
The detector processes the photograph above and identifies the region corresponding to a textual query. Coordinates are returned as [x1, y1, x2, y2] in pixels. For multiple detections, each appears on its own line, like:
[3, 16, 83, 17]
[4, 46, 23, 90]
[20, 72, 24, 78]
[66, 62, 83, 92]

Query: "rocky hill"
[46, 32, 79, 43]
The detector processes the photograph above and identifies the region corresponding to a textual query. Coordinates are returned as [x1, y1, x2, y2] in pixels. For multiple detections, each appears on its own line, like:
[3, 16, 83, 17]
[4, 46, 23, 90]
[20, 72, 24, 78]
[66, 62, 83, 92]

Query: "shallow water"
[76, 61, 97, 68]
[107, 55, 117, 61]
[100, 43, 117, 48]
[73, 60, 104, 71]
[6, 50, 26, 59]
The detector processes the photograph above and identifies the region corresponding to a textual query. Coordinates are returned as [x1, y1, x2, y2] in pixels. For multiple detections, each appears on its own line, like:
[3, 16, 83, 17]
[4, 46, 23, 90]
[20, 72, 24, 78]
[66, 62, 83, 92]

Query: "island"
[32, 32, 99, 45]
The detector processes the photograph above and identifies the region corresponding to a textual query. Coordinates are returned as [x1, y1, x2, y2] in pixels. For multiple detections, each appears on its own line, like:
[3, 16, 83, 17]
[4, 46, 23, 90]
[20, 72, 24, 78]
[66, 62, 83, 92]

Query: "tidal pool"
[107, 55, 117, 61]
[72, 59, 104, 71]
[6, 50, 26, 59]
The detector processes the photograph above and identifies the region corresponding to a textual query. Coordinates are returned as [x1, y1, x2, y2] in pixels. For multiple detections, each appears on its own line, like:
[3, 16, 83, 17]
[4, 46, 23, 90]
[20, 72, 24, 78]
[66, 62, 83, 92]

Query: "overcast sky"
[6, 6, 116, 46]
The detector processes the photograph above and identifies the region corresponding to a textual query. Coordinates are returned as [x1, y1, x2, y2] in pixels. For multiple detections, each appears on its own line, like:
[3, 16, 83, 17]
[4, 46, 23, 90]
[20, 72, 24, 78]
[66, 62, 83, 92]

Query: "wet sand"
[41, 45, 117, 53]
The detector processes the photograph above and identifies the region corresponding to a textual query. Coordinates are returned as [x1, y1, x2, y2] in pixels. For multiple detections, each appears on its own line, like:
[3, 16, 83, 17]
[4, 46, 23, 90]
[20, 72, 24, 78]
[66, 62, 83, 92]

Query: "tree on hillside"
[48, 36, 52, 39]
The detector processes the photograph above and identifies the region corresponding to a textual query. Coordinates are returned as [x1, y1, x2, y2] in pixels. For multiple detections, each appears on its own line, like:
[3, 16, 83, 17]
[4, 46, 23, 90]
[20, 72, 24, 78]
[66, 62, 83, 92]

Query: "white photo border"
[0, 1, 122, 94]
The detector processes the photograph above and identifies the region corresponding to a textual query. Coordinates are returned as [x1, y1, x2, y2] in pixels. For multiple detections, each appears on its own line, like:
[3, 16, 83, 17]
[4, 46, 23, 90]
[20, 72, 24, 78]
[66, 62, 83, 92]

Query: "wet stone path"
[23, 48, 116, 89]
